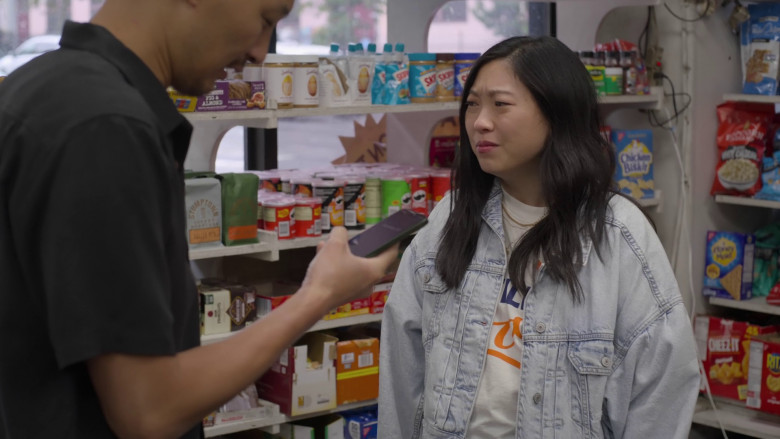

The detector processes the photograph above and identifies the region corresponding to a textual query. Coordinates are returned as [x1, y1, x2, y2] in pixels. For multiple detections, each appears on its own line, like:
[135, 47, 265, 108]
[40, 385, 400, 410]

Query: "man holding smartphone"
[0, 0, 398, 438]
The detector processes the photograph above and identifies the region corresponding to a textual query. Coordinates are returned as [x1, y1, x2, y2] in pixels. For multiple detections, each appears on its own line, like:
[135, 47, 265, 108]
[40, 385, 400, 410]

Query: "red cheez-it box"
[747, 334, 780, 415]
[695, 316, 778, 401]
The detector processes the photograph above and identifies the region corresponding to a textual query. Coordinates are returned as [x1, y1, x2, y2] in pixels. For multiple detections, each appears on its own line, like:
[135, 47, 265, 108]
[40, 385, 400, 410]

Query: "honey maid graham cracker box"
[703, 231, 756, 301]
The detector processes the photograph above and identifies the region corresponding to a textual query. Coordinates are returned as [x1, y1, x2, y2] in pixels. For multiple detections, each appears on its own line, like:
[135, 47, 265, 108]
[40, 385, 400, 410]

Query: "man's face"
[172, 0, 294, 96]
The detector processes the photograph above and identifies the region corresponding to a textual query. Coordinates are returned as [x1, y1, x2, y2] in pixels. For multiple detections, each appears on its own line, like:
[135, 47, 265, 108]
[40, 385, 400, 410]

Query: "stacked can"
[262, 196, 296, 240]
[430, 168, 452, 210]
[294, 196, 322, 238]
[380, 175, 411, 218]
[343, 176, 366, 230]
[364, 174, 383, 224]
[312, 179, 345, 232]
[405, 171, 430, 216]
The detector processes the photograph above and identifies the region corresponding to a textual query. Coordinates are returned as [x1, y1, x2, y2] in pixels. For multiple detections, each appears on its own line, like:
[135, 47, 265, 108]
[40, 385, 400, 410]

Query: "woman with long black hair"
[378, 36, 699, 438]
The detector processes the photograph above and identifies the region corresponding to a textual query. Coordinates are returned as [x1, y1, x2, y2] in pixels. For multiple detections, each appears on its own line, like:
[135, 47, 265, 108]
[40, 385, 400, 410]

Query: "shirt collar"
[483, 180, 594, 266]
[59, 21, 192, 162]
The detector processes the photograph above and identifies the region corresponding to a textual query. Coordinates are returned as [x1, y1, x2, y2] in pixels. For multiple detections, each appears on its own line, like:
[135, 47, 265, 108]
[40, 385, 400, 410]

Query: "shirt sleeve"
[378, 242, 426, 439]
[38, 115, 180, 369]
[604, 302, 700, 439]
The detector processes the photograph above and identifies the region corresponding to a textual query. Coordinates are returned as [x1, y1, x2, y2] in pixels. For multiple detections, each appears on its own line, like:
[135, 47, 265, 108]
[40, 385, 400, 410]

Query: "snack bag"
[743, 3, 780, 95]
[711, 102, 772, 196]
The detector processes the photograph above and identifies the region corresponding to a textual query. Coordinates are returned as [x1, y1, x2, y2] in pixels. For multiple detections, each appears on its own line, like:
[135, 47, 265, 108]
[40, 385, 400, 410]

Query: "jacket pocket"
[567, 339, 614, 439]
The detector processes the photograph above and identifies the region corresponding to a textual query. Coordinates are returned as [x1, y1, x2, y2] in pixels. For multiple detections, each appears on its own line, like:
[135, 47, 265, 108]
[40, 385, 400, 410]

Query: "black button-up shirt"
[0, 21, 201, 438]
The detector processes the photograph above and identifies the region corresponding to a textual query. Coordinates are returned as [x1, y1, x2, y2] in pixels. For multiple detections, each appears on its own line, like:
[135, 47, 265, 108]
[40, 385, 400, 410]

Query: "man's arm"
[88, 227, 398, 439]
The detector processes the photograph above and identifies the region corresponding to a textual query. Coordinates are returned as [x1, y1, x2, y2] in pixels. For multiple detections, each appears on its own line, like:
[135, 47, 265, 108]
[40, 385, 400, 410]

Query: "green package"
[218, 173, 259, 246]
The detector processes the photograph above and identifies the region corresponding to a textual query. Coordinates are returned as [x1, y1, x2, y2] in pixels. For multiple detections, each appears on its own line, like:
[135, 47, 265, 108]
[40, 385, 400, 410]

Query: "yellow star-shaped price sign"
[332, 114, 387, 164]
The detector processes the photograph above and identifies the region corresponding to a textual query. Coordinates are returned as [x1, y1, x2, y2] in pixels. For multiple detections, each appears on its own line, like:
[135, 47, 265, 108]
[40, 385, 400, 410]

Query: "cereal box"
[703, 231, 756, 301]
[747, 334, 780, 415]
[694, 316, 778, 401]
[612, 129, 653, 200]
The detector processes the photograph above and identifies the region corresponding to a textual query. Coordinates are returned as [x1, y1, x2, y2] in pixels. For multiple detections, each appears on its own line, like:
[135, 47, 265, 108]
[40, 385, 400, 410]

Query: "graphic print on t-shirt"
[486, 278, 526, 369]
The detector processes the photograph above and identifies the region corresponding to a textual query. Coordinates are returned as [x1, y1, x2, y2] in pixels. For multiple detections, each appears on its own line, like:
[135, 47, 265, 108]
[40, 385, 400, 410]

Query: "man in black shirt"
[0, 1, 398, 438]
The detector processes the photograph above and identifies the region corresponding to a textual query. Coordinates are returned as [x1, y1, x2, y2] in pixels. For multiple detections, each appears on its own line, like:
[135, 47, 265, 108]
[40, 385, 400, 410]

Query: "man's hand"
[301, 226, 398, 313]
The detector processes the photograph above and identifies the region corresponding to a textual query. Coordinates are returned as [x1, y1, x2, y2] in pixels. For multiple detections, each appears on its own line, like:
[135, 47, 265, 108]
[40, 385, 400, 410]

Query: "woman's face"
[465, 59, 549, 185]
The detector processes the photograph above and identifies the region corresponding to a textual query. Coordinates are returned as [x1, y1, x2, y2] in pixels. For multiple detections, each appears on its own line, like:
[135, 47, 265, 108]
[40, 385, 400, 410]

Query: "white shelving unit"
[693, 397, 780, 439]
[187, 85, 666, 437]
[203, 399, 377, 437]
[708, 296, 780, 316]
[598, 86, 664, 110]
[201, 313, 383, 346]
[723, 93, 780, 104]
[189, 228, 366, 262]
[715, 195, 780, 210]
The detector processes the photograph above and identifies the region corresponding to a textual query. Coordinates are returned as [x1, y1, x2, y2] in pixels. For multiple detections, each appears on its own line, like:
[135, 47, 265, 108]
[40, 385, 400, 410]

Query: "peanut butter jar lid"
[263, 54, 295, 65]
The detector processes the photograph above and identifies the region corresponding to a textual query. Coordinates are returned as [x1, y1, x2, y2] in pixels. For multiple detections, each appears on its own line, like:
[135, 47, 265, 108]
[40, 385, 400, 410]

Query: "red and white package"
[711, 102, 773, 197]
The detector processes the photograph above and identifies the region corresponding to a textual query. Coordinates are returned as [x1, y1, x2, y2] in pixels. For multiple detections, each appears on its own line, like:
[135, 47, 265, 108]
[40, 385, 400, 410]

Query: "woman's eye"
[495, 101, 509, 107]
[465, 100, 478, 107]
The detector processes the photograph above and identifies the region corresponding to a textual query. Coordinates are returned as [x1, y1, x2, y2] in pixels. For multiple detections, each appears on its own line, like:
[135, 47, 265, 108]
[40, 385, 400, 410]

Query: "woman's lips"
[476, 141, 498, 153]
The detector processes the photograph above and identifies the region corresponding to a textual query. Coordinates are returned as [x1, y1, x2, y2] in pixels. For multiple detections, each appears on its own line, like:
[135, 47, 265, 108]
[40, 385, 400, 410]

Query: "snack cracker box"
[336, 337, 379, 405]
[703, 231, 756, 301]
[694, 316, 778, 401]
[169, 80, 265, 112]
[612, 129, 654, 200]
[256, 333, 338, 416]
[747, 334, 780, 415]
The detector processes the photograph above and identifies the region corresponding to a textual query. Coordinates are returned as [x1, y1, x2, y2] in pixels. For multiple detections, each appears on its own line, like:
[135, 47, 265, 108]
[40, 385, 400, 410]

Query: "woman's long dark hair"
[435, 36, 616, 302]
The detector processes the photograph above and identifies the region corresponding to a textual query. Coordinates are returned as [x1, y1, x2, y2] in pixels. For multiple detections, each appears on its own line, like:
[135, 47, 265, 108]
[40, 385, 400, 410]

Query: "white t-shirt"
[467, 190, 547, 438]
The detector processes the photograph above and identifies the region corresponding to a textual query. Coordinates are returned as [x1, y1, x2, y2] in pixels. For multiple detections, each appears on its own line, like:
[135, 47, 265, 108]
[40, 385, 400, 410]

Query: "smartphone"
[348, 209, 428, 257]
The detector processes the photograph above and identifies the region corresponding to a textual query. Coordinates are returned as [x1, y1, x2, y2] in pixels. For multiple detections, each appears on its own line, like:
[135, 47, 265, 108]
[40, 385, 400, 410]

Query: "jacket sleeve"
[378, 241, 426, 439]
[604, 301, 700, 438]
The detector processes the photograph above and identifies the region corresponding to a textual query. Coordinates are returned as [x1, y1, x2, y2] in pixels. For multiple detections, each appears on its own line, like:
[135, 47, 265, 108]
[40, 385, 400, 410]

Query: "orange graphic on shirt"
[486, 317, 523, 369]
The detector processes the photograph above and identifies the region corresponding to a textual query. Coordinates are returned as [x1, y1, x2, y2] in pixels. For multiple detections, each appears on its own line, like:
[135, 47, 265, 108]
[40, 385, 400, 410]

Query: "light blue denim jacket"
[378, 183, 700, 438]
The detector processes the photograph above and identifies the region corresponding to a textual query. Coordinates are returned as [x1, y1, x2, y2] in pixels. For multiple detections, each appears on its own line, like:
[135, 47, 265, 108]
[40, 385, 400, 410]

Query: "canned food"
[343, 176, 366, 230]
[294, 196, 322, 238]
[312, 179, 345, 232]
[262, 197, 296, 240]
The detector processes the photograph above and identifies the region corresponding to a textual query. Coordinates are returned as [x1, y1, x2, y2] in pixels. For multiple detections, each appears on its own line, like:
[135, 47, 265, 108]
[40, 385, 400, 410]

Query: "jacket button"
[601, 357, 612, 368]
[533, 393, 542, 404]
[423, 273, 431, 283]
[535, 322, 546, 333]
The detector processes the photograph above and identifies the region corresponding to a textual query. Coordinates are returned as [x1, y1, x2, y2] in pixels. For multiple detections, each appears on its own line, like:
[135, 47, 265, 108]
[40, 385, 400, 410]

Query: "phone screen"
[348, 210, 428, 257]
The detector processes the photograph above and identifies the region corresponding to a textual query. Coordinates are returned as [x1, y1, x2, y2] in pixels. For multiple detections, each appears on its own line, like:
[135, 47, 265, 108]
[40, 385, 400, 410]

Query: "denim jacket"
[378, 183, 699, 438]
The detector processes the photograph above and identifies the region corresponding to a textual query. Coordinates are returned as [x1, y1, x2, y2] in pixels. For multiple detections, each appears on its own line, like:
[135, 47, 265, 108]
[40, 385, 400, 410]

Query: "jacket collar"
[481, 180, 594, 266]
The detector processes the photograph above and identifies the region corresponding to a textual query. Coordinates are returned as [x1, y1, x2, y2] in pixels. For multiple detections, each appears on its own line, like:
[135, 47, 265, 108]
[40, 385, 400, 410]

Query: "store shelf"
[715, 195, 780, 210]
[203, 399, 377, 437]
[277, 101, 460, 118]
[598, 86, 663, 109]
[693, 397, 780, 439]
[183, 102, 459, 129]
[723, 93, 780, 104]
[183, 87, 661, 129]
[201, 313, 383, 346]
[189, 241, 274, 261]
[189, 228, 368, 262]
[708, 296, 780, 316]
[204, 413, 285, 437]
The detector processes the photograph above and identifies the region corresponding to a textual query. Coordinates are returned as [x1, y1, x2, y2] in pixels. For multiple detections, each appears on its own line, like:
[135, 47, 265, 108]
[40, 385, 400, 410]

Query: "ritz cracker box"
[747, 334, 780, 416]
[694, 316, 778, 401]
[703, 231, 756, 301]
[612, 129, 654, 200]
[256, 332, 338, 416]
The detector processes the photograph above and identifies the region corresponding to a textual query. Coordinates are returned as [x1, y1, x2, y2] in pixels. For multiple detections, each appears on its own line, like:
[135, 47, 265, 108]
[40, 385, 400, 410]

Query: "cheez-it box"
[694, 315, 778, 401]
[747, 334, 780, 416]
